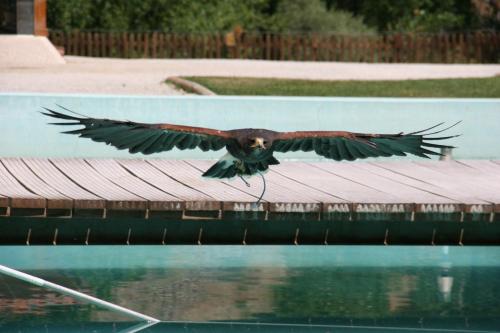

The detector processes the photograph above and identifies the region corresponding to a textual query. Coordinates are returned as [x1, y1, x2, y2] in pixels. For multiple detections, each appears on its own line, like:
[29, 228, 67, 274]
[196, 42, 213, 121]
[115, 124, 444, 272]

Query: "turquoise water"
[1, 94, 500, 332]
[1, 93, 499, 159]
[1, 246, 499, 332]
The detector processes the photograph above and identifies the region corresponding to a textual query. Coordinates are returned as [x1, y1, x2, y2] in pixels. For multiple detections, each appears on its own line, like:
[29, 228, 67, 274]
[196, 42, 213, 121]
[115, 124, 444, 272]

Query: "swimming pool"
[1, 93, 499, 159]
[1, 246, 499, 332]
[1, 93, 499, 332]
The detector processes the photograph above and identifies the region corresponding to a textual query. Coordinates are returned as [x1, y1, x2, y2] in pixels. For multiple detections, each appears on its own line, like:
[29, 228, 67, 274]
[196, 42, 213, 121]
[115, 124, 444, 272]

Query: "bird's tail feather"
[202, 153, 279, 179]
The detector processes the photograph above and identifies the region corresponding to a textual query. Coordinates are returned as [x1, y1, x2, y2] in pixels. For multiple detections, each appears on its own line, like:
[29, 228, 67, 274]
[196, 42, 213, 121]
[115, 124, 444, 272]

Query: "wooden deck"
[0, 158, 499, 245]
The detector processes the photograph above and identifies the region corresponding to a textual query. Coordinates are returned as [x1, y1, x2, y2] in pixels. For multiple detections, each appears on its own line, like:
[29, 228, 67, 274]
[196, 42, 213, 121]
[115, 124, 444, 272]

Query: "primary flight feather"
[42, 107, 458, 179]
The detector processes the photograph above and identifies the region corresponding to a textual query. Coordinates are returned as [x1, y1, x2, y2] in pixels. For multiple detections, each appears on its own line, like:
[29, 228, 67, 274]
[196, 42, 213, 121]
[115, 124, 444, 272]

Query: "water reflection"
[0, 246, 499, 331]
[437, 246, 453, 303]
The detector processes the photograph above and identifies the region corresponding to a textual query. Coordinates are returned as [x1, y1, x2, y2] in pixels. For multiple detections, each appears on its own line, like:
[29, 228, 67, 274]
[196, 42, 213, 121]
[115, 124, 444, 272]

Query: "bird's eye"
[263, 140, 268, 145]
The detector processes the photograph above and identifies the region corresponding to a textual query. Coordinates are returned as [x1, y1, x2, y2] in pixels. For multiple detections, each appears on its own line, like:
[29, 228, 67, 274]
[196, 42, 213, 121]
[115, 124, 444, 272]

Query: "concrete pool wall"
[0, 93, 499, 159]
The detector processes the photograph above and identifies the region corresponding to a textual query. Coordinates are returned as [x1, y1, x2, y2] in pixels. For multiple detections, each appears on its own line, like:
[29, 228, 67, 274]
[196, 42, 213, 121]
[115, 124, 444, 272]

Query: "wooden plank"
[265, 33, 271, 60]
[2, 158, 72, 209]
[415, 160, 500, 193]
[475, 31, 482, 63]
[23, 158, 104, 209]
[188, 160, 315, 203]
[188, 160, 347, 214]
[86, 159, 182, 211]
[87, 32, 92, 57]
[150, 160, 250, 201]
[370, 161, 491, 213]
[353, 162, 473, 202]
[143, 32, 149, 58]
[94, 32, 100, 57]
[459, 160, 500, 180]
[1, 158, 498, 216]
[118, 159, 210, 200]
[320, 162, 470, 215]
[149, 160, 260, 211]
[51, 158, 146, 210]
[118, 159, 218, 211]
[0, 160, 44, 208]
[272, 162, 410, 214]
[216, 33, 222, 58]
[101, 32, 107, 57]
[151, 32, 157, 58]
[108, 32, 114, 57]
[0, 193, 7, 209]
[414, 160, 500, 207]
[312, 162, 459, 205]
[122, 32, 128, 58]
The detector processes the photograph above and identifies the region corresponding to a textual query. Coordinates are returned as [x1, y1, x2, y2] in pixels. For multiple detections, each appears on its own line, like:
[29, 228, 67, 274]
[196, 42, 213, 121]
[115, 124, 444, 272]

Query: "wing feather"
[42, 107, 233, 154]
[271, 124, 458, 161]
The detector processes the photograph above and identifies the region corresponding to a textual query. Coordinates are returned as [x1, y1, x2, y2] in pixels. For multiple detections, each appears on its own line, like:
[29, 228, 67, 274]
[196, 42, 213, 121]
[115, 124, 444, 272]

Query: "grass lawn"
[184, 76, 500, 98]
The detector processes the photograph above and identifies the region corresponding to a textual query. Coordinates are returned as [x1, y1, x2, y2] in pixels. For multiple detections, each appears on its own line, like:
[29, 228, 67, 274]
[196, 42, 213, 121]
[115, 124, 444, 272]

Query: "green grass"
[184, 76, 500, 98]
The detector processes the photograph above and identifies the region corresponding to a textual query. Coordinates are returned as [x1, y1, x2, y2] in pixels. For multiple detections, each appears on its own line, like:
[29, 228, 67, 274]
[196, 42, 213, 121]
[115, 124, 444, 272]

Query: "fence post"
[151, 32, 157, 58]
[278, 34, 284, 60]
[107, 32, 113, 57]
[214, 33, 221, 58]
[93, 32, 98, 57]
[328, 35, 334, 62]
[158, 32, 164, 58]
[496, 31, 500, 62]
[370, 36, 377, 62]
[265, 33, 271, 60]
[43, 30, 496, 64]
[345, 35, 351, 62]
[441, 33, 447, 63]
[74, 31, 79, 56]
[474, 31, 482, 63]
[289, 34, 294, 60]
[121, 32, 127, 58]
[85, 32, 91, 57]
[142, 33, 148, 58]
[131, 33, 137, 58]
[311, 34, 318, 61]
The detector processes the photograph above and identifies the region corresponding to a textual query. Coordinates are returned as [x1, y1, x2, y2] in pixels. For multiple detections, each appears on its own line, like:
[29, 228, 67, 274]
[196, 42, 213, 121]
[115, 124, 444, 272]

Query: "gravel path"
[1, 56, 499, 95]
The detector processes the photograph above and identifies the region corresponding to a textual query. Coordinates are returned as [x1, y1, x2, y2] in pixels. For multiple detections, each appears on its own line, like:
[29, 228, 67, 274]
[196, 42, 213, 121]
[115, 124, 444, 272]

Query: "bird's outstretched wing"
[271, 123, 459, 161]
[42, 107, 232, 154]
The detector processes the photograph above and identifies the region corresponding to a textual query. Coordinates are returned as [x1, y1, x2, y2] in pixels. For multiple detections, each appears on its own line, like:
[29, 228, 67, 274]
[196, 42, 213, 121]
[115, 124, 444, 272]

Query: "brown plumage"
[42, 106, 458, 179]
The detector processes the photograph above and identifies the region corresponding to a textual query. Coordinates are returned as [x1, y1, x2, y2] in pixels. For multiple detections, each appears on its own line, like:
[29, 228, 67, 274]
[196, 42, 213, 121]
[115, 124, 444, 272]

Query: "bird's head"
[249, 137, 268, 150]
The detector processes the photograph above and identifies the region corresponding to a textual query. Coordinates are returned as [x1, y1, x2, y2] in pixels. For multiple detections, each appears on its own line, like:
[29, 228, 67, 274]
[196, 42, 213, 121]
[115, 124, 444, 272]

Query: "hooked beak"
[251, 138, 266, 149]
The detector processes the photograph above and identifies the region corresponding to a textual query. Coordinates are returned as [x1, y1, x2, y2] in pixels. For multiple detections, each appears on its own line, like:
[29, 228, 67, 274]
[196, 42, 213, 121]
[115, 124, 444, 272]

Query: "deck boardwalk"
[0, 158, 499, 245]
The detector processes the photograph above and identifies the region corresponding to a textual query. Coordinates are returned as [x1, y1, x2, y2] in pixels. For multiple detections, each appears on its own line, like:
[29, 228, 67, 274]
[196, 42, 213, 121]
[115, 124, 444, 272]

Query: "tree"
[269, 0, 374, 34]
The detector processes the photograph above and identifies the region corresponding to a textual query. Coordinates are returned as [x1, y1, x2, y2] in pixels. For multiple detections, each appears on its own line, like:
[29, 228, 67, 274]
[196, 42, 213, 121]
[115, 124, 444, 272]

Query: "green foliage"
[48, 0, 94, 31]
[396, 11, 465, 32]
[47, 0, 373, 34]
[47, 0, 497, 33]
[48, 0, 269, 32]
[164, 0, 269, 33]
[270, 0, 374, 34]
[325, 0, 498, 32]
[337, 0, 485, 33]
[185, 76, 500, 98]
[384, 0, 472, 32]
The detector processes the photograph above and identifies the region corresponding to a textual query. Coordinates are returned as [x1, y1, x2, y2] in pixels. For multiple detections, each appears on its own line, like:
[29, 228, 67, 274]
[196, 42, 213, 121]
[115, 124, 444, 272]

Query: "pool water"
[0, 246, 499, 332]
[1, 93, 500, 159]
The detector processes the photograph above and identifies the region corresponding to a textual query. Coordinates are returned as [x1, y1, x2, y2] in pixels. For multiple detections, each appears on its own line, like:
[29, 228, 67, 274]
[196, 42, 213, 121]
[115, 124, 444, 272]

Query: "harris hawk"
[42, 106, 458, 199]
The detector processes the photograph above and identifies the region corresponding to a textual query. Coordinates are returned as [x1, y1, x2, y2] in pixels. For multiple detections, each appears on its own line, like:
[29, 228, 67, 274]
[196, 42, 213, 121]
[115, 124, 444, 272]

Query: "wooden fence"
[49, 30, 499, 63]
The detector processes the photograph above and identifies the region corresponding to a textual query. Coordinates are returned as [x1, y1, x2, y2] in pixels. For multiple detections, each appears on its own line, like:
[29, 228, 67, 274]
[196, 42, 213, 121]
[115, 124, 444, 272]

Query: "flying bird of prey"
[43, 106, 458, 201]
